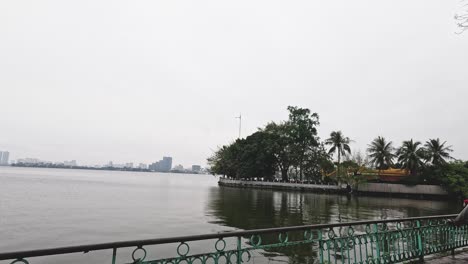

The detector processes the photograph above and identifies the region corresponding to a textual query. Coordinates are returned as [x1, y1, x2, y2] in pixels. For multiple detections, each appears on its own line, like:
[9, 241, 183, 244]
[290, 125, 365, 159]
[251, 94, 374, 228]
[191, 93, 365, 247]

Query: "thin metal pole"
[111, 248, 117, 264]
[318, 232, 324, 264]
[235, 114, 242, 139]
[416, 220, 424, 263]
[239, 114, 241, 139]
[374, 223, 381, 264]
[236, 236, 242, 264]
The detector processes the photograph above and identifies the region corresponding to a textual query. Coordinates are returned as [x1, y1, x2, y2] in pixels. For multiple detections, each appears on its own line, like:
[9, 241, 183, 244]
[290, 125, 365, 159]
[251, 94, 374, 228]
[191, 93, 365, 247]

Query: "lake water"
[0, 167, 460, 263]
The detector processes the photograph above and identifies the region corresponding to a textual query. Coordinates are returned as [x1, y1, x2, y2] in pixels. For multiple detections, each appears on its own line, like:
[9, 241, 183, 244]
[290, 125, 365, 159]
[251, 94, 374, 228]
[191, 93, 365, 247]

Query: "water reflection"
[207, 186, 458, 229]
[206, 186, 459, 264]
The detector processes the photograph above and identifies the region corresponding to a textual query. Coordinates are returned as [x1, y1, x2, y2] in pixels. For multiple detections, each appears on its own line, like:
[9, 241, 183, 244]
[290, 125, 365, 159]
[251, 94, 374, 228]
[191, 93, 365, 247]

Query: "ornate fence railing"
[1, 214, 466, 264]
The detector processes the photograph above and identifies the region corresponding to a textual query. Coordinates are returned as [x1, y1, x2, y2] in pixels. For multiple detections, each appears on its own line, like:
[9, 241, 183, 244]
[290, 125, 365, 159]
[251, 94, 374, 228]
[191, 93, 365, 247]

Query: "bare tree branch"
[455, 0, 468, 34]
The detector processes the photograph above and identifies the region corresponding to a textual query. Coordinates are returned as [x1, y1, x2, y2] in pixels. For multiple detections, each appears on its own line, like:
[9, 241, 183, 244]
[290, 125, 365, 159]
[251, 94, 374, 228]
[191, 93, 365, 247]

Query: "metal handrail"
[0, 214, 458, 261]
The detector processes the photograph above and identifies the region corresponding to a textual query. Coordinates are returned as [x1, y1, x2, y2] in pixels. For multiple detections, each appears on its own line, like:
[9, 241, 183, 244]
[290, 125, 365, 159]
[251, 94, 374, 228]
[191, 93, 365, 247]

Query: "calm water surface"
[0, 167, 460, 263]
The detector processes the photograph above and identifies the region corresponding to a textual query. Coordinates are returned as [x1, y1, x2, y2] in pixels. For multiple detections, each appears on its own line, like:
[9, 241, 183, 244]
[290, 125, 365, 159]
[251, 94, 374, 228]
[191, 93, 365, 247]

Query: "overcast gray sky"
[1, 0, 467, 167]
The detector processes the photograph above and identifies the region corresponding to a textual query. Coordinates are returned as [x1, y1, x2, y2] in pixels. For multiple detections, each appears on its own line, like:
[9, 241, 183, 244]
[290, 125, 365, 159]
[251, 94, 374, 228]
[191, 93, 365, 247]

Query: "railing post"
[237, 236, 242, 264]
[371, 224, 381, 263]
[0, 215, 461, 264]
[318, 231, 324, 264]
[416, 220, 424, 263]
[111, 248, 117, 264]
[373, 223, 381, 264]
[450, 225, 455, 257]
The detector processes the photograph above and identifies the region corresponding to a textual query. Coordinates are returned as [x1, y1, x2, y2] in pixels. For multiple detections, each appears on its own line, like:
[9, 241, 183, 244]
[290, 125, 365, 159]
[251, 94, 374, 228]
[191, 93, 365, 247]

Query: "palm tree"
[396, 139, 425, 175]
[424, 138, 453, 165]
[325, 131, 351, 165]
[367, 136, 395, 170]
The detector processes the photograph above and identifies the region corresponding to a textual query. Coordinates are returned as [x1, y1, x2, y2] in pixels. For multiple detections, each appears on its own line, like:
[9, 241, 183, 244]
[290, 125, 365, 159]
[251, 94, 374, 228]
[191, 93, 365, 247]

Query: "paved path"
[425, 251, 468, 264]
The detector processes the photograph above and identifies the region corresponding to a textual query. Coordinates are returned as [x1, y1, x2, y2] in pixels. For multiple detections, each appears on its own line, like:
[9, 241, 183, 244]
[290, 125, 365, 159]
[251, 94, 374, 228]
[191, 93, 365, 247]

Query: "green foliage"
[390, 138, 465, 197]
[208, 107, 463, 196]
[300, 144, 333, 180]
[396, 139, 425, 175]
[421, 161, 468, 197]
[442, 162, 468, 197]
[208, 132, 278, 180]
[325, 131, 352, 183]
[319, 153, 335, 175]
[208, 106, 330, 181]
[236, 131, 278, 180]
[325, 131, 351, 164]
[341, 160, 360, 174]
[207, 142, 243, 178]
[367, 136, 395, 170]
[424, 138, 453, 166]
[285, 106, 320, 180]
[263, 122, 294, 181]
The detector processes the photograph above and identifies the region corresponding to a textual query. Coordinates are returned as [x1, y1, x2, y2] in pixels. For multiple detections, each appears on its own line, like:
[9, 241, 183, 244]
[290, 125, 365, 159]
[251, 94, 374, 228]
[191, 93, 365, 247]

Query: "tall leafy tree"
[325, 131, 351, 165]
[301, 143, 333, 181]
[263, 122, 293, 181]
[367, 136, 394, 170]
[396, 139, 425, 175]
[209, 106, 326, 182]
[207, 132, 278, 180]
[424, 138, 453, 166]
[286, 106, 320, 180]
[325, 131, 351, 180]
[237, 131, 278, 180]
[208, 140, 244, 178]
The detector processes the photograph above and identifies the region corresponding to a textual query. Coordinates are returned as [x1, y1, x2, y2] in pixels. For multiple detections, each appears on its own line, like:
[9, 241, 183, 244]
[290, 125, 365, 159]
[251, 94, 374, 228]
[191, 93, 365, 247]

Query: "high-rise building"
[162, 157, 172, 172]
[148, 162, 158, 171]
[0, 151, 9, 165]
[149, 156, 173, 172]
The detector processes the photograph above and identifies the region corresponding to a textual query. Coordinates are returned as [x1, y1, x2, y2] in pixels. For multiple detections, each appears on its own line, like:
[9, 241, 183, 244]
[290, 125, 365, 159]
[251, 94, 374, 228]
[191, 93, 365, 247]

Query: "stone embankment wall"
[355, 182, 448, 196]
[218, 178, 449, 198]
[219, 178, 342, 193]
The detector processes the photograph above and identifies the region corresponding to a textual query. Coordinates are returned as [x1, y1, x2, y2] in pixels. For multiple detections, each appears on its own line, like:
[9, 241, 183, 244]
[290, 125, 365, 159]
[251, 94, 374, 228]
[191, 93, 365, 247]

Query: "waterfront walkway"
[218, 178, 449, 198]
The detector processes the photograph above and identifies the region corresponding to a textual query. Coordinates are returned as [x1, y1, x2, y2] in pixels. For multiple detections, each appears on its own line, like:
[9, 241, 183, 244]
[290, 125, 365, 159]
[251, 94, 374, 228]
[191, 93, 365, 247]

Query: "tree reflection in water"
[206, 186, 458, 264]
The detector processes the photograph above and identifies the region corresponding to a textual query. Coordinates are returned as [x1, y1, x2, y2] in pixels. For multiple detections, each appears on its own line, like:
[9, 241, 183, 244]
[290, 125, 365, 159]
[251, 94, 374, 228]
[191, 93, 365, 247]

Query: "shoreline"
[218, 178, 451, 200]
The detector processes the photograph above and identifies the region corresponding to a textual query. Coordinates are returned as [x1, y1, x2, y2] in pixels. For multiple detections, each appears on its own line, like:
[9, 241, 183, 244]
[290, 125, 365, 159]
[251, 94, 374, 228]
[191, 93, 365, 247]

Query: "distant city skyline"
[149, 157, 173, 172]
[11, 152, 202, 171]
[8, 151, 203, 168]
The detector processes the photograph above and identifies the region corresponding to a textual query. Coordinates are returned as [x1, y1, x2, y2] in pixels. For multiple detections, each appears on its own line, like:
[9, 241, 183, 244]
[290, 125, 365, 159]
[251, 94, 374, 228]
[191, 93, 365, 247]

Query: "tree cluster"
[208, 106, 334, 182]
[364, 136, 468, 197]
[422, 161, 468, 197]
[366, 137, 453, 175]
[208, 108, 468, 198]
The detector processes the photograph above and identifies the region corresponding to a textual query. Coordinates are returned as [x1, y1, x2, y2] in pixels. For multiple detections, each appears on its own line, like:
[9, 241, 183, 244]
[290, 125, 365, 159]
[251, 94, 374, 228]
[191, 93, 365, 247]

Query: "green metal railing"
[0, 214, 466, 264]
